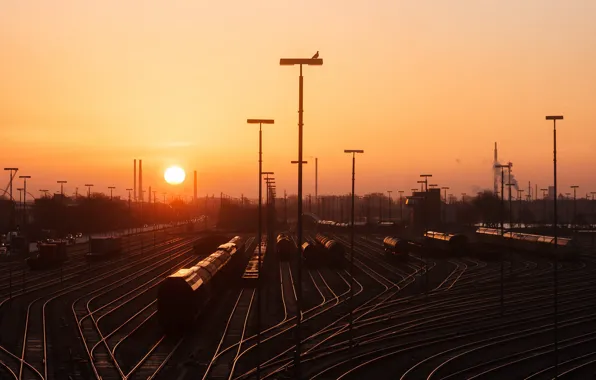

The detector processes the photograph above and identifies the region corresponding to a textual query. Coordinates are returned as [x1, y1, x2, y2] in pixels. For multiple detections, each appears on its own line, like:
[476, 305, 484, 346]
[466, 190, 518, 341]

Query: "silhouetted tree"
[472, 191, 501, 226]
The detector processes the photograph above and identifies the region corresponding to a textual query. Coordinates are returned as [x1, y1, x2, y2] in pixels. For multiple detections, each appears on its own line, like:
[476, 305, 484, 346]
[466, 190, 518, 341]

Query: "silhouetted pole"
[417, 180, 425, 192]
[4, 168, 18, 229]
[108, 186, 115, 201]
[284, 190, 288, 225]
[571, 185, 579, 225]
[495, 165, 507, 315]
[315, 157, 319, 215]
[541, 188, 548, 225]
[441, 187, 449, 225]
[546, 114, 563, 378]
[345, 149, 363, 360]
[420, 174, 432, 192]
[85, 184, 94, 198]
[387, 190, 392, 221]
[19, 175, 31, 227]
[57, 180, 67, 197]
[280, 54, 323, 379]
[398, 190, 404, 222]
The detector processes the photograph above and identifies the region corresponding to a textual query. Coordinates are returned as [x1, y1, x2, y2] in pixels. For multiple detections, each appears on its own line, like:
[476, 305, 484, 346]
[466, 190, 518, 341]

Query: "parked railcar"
[302, 241, 318, 267]
[86, 236, 122, 261]
[383, 236, 410, 258]
[423, 231, 469, 256]
[243, 238, 267, 285]
[27, 240, 68, 270]
[324, 239, 345, 267]
[157, 236, 245, 333]
[276, 234, 295, 261]
[504, 232, 579, 261]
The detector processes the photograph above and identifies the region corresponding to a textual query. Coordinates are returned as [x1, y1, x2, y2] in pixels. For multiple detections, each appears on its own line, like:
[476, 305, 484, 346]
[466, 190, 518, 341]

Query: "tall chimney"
[133, 159, 137, 201]
[139, 159, 143, 201]
[194, 170, 197, 204]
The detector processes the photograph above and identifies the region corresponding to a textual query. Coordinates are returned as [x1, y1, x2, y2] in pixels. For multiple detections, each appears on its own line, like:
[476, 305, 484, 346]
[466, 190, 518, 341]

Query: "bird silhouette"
[312, 51, 319, 59]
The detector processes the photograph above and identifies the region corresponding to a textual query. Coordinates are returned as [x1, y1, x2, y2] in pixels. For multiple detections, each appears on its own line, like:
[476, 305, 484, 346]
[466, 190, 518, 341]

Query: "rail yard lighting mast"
[19, 175, 31, 226]
[570, 185, 579, 225]
[398, 190, 404, 221]
[57, 180, 67, 197]
[4, 168, 18, 229]
[417, 181, 425, 192]
[280, 54, 323, 378]
[420, 174, 432, 192]
[541, 188, 549, 225]
[441, 187, 449, 225]
[546, 114, 563, 377]
[495, 164, 509, 316]
[85, 184, 94, 198]
[344, 149, 364, 359]
[387, 190, 392, 220]
[108, 186, 116, 201]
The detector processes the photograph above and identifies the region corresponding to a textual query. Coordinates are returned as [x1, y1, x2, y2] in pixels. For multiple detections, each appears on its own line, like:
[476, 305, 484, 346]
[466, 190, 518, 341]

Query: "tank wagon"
[383, 236, 415, 259]
[423, 231, 469, 256]
[86, 236, 123, 261]
[475, 228, 578, 260]
[302, 241, 318, 267]
[314, 234, 345, 267]
[276, 234, 295, 261]
[157, 236, 246, 333]
[243, 238, 267, 285]
[27, 240, 68, 269]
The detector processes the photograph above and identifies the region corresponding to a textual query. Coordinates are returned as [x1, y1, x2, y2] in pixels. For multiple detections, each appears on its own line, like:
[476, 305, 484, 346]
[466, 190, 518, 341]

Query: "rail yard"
[1, 217, 595, 379]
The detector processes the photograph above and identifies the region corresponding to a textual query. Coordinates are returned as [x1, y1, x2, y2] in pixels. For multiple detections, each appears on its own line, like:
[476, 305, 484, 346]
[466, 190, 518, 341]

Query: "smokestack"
[139, 159, 143, 201]
[134, 159, 137, 201]
[194, 170, 197, 203]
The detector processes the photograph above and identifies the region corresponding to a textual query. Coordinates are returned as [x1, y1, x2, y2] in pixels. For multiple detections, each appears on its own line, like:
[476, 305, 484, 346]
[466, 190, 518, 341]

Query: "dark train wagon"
[383, 236, 410, 258]
[276, 234, 295, 261]
[86, 236, 123, 261]
[302, 241, 319, 267]
[243, 238, 267, 286]
[157, 236, 246, 334]
[423, 231, 469, 256]
[324, 239, 345, 268]
[27, 241, 68, 270]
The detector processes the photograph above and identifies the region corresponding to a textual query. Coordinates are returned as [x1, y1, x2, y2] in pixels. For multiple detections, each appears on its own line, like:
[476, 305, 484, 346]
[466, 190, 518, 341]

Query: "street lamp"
[541, 188, 549, 224]
[570, 185, 579, 225]
[387, 190, 392, 221]
[344, 149, 364, 357]
[398, 190, 404, 222]
[4, 168, 18, 229]
[420, 174, 432, 192]
[85, 184, 94, 198]
[546, 114, 563, 377]
[39, 189, 50, 198]
[416, 181, 425, 192]
[108, 186, 116, 201]
[441, 187, 449, 225]
[57, 180, 67, 197]
[19, 175, 31, 227]
[280, 54, 323, 377]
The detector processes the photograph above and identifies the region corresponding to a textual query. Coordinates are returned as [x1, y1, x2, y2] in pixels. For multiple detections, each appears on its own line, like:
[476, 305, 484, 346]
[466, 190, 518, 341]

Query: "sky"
[1, 0, 596, 200]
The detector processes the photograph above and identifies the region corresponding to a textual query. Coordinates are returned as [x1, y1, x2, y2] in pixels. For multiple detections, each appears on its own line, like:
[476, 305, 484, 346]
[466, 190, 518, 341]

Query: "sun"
[164, 166, 186, 185]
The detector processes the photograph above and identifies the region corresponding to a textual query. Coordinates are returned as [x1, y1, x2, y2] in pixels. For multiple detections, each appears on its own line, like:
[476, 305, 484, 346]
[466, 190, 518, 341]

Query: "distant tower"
[194, 170, 197, 204]
[133, 159, 137, 202]
[139, 159, 143, 202]
[493, 142, 498, 196]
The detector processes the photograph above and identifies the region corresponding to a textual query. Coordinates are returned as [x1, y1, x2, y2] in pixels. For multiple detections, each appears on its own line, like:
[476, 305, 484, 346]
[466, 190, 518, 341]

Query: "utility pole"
[387, 190, 392, 221]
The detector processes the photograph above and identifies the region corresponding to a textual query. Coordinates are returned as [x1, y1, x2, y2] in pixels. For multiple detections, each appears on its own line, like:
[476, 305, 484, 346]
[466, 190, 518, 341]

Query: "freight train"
[276, 234, 295, 261]
[475, 227, 579, 260]
[423, 231, 470, 256]
[382, 236, 421, 259]
[86, 236, 123, 261]
[242, 237, 267, 285]
[193, 234, 230, 256]
[312, 234, 345, 267]
[27, 240, 68, 269]
[157, 236, 246, 333]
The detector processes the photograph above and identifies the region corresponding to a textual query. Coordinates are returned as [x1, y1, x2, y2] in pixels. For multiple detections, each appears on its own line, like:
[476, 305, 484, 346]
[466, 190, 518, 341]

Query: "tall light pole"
[39, 189, 49, 198]
[461, 193, 466, 203]
[85, 184, 94, 198]
[420, 174, 432, 192]
[441, 187, 449, 225]
[280, 54, 323, 378]
[398, 190, 404, 222]
[387, 190, 392, 221]
[57, 180, 67, 197]
[417, 181, 425, 192]
[570, 185, 579, 225]
[541, 188, 548, 224]
[495, 164, 508, 316]
[19, 175, 31, 227]
[546, 114, 563, 377]
[108, 186, 116, 201]
[344, 149, 364, 358]
[4, 168, 18, 229]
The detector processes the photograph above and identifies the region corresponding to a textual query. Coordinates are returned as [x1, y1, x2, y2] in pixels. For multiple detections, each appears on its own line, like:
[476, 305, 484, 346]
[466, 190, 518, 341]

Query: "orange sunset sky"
[1, 1, 595, 200]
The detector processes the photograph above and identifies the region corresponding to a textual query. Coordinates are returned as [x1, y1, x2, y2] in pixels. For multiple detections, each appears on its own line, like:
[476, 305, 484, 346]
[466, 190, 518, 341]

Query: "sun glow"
[164, 166, 186, 185]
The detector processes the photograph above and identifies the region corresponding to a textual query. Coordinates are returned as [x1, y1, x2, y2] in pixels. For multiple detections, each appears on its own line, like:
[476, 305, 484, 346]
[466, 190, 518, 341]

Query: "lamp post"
[108, 186, 116, 201]
[541, 188, 548, 225]
[39, 189, 49, 198]
[570, 185, 579, 225]
[387, 190, 392, 221]
[398, 190, 404, 222]
[495, 164, 508, 316]
[85, 184, 94, 198]
[546, 114, 563, 377]
[461, 193, 467, 202]
[417, 181, 425, 192]
[57, 180, 67, 197]
[19, 175, 31, 227]
[420, 174, 432, 192]
[344, 149, 364, 359]
[441, 187, 449, 225]
[4, 168, 18, 229]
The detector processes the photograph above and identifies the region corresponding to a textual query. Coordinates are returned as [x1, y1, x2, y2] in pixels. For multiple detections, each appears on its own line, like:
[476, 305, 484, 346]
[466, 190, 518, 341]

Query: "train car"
[475, 227, 504, 247]
[423, 231, 469, 256]
[504, 232, 579, 261]
[193, 234, 230, 256]
[383, 236, 411, 258]
[302, 241, 318, 267]
[324, 239, 345, 267]
[157, 236, 245, 333]
[86, 237, 123, 261]
[276, 234, 295, 261]
[27, 240, 68, 270]
[243, 238, 267, 285]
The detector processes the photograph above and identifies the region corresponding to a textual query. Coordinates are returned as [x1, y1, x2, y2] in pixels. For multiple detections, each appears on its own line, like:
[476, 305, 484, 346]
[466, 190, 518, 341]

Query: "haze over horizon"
[1, 1, 595, 200]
